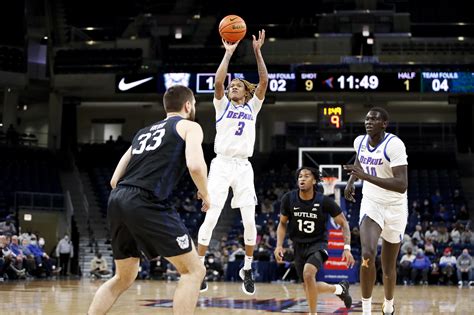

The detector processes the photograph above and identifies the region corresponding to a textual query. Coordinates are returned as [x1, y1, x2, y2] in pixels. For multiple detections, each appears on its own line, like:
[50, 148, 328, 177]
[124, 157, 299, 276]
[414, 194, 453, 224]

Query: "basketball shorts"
[359, 196, 408, 244]
[108, 185, 192, 260]
[294, 242, 329, 282]
[208, 155, 257, 209]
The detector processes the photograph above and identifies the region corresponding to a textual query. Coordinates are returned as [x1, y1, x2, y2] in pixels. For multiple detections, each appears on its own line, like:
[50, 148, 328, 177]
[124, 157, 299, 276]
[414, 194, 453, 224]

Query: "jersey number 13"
[297, 219, 315, 233]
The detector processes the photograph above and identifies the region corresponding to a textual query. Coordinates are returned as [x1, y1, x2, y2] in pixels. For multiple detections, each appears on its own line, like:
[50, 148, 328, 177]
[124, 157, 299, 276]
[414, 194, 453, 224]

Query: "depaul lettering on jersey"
[359, 155, 383, 165]
[226, 110, 254, 121]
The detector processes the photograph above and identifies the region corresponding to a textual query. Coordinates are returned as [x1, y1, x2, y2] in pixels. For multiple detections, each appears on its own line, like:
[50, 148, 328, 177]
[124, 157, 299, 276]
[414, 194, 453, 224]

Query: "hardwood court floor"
[1, 279, 473, 314]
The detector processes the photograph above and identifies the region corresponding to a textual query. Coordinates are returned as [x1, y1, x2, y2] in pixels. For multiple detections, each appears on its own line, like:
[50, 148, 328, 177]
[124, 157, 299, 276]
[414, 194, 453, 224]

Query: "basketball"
[218, 15, 246, 43]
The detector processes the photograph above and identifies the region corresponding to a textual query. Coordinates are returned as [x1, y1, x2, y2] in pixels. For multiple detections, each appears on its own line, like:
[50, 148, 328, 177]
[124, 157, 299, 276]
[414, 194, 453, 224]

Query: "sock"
[383, 298, 394, 313]
[362, 297, 372, 315]
[244, 255, 253, 270]
[333, 284, 343, 295]
[199, 256, 205, 264]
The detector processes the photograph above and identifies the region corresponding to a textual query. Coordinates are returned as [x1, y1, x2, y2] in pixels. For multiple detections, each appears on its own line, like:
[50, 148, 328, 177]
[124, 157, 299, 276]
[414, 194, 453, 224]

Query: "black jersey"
[280, 190, 342, 244]
[119, 116, 186, 201]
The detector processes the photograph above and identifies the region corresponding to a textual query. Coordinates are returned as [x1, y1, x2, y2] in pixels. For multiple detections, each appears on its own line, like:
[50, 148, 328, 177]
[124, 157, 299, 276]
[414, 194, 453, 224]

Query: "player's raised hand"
[274, 246, 285, 263]
[343, 183, 356, 203]
[252, 29, 265, 51]
[342, 249, 355, 268]
[197, 191, 211, 212]
[222, 38, 240, 54]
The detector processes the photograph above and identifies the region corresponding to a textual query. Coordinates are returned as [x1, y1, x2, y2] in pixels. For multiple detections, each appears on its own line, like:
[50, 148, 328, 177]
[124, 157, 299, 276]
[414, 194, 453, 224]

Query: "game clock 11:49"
[298, 72, 420, 92]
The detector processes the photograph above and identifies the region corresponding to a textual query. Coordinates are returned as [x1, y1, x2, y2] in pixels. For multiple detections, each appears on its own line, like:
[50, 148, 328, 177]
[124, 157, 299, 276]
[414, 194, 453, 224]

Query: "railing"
[14, 191, 64, 211]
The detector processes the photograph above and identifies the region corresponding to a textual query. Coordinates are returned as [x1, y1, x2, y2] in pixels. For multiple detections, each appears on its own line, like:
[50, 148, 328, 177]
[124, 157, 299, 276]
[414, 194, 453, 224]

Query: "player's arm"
[344, 163, 408, 194]
[274, 214, 288, 263]
[215, 39, 240, 100]
[181, 121, 210, 211]
[333, 213, 351, 250]
[110, 146, 132, 189]
[344, 157, 362, 202]
[252, 29, 268, 100]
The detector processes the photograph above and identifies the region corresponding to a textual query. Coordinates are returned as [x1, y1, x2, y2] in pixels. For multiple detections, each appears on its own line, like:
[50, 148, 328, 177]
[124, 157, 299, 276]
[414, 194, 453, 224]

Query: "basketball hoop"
[321, 176, 338, 196]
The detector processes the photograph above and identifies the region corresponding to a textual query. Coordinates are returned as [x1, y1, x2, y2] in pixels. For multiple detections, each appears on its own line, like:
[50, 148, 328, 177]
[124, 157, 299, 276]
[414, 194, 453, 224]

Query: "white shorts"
[208, 155, 257, 209]
[359, 196, 408, 244]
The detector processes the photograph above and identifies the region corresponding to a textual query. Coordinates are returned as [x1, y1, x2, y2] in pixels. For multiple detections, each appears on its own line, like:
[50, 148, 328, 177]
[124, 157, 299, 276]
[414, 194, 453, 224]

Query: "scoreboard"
[115, 71, 474, 94]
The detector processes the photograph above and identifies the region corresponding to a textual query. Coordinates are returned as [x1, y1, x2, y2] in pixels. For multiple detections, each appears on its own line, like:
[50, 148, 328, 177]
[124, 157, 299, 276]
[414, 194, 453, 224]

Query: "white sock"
[383, 298, 394, 313]
[199, 256, 205, 264]
[244, 255, 253, 270]
[333, 284, 343, 295]
[362, 297, 372, 315]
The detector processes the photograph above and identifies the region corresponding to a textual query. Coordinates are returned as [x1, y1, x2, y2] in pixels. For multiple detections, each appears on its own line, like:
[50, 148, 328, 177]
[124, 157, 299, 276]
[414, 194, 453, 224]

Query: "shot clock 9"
[318, 103, 345, 130]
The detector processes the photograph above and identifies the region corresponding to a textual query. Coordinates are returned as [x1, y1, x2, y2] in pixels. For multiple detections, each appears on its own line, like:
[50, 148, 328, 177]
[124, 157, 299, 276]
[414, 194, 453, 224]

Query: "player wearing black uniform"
[88, 85, 210, 315]
[274, 167, 355, 315]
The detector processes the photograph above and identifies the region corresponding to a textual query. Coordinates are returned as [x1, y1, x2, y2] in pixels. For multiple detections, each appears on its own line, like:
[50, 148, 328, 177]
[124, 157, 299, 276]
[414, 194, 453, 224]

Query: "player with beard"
[88, 85, 210, 315]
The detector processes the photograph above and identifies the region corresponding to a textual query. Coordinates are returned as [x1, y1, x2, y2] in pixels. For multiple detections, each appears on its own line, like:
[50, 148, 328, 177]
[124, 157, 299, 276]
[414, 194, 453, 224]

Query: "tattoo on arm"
[342, 221, 351, 246]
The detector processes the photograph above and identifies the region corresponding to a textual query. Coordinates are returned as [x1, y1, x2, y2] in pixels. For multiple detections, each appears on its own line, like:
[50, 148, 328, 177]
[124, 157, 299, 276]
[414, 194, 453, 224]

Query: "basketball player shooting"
[343, 107, 408, 315]
[197, 30, 268, 295]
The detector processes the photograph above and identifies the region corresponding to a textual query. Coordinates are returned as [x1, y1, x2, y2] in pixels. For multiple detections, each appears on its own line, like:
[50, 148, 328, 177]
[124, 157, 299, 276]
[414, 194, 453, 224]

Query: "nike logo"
[293, 207, 300, 210]
[118, 77, 154, 91]
[230, 17, 237, 21]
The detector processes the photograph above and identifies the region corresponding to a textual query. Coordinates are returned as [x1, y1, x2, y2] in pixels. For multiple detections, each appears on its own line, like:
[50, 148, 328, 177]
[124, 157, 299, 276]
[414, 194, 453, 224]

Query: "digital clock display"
[318, 103, 345, 130]
[297, 72, 420, 92]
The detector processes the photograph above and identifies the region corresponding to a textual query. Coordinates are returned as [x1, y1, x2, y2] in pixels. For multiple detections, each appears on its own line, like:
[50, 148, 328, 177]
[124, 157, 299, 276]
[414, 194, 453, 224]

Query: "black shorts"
[294, 242, 329, 282]
[107, 185, 192, 260]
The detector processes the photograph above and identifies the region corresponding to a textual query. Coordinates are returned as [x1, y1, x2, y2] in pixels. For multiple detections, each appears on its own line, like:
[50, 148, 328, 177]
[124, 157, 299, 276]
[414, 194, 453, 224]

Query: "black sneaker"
[337, 280, 352, 308]
[239, 268, 255, 295]
[200, 279, 208, 293]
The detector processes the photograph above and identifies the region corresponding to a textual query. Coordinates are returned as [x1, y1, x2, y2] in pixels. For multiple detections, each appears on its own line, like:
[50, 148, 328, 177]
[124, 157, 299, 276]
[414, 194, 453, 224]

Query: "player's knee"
[115, 272, 136, 288]
[361, 247, 377, 260]
[303, 269, 316, 283]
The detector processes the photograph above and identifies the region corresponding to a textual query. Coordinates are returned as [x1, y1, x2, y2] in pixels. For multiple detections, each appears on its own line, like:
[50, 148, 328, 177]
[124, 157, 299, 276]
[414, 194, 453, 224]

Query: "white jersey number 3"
[297, 219, 315, 233]
[132, 129, 165, 155]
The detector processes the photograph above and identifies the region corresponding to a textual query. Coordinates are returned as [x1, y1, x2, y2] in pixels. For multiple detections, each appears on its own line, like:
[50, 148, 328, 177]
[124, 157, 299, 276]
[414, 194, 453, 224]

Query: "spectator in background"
[424, 237, 436, 259]
[456, 249, 473, 287]
[0, 216, 17, 235]
[435, 204, 452, 222]
[436, 225, 450, 245]
[56, 234, 73, 276]
[27, 236, 55, 277]
[439, 248, 457, 285]
[399, 247, 416, 285]
[19, 238, 36, 275]
[461, 227, 473, 245]
[260, 198, 273, 214]
[425, 225, 438, 242]
[421, 198, 432, 214]
[411, 249, 430, 285]
[412, 225, 424, 244]
[450, 224, 463, 245]
[457, 205, 470, 224]
[401, 238, 417, 255]
[90, 252, 111, 279]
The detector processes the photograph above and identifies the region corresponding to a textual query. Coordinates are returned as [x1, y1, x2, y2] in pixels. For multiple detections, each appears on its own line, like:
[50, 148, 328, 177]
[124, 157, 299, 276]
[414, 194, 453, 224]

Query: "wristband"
[344, 244, 351, 251]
